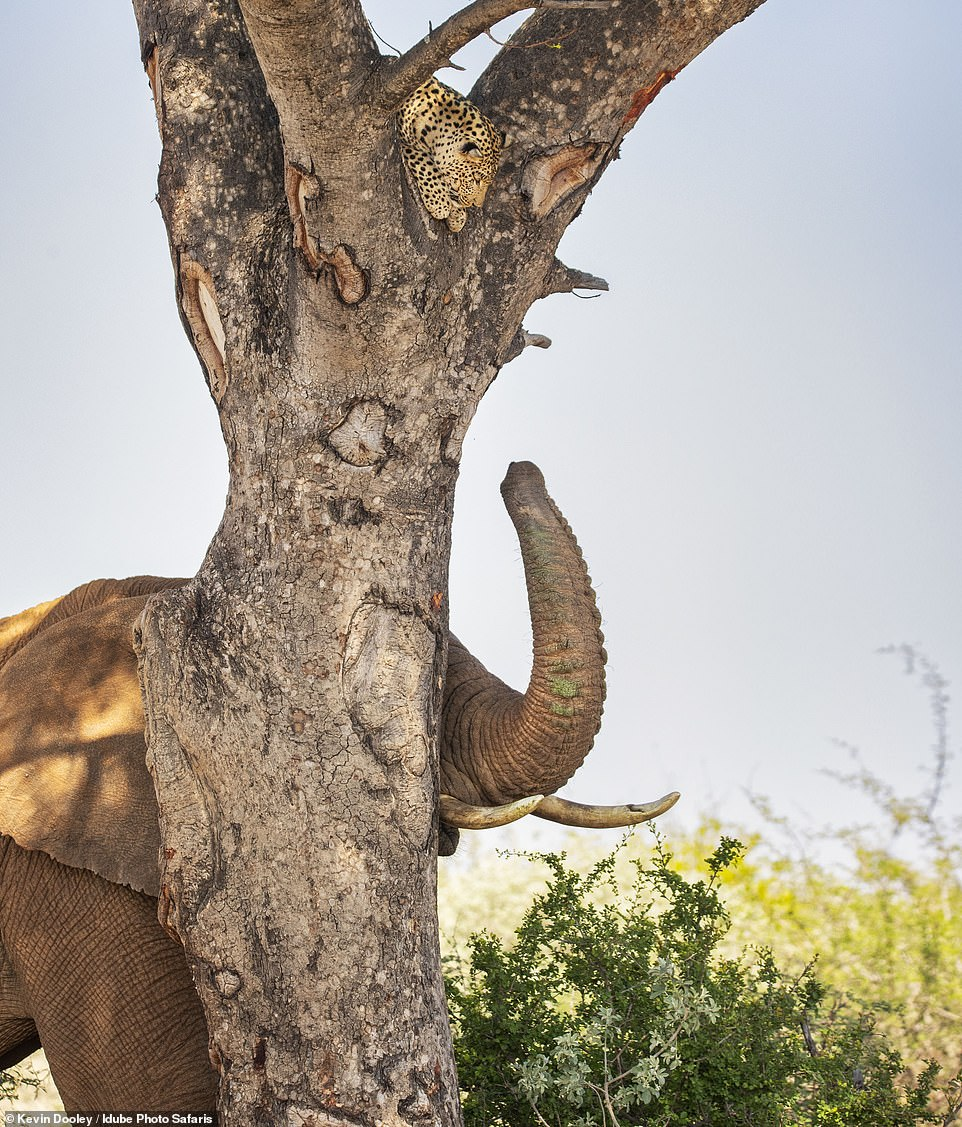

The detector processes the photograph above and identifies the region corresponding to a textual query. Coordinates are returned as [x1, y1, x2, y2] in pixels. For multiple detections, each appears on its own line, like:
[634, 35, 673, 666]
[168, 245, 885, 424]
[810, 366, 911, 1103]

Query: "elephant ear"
[0, 578, 184, 897]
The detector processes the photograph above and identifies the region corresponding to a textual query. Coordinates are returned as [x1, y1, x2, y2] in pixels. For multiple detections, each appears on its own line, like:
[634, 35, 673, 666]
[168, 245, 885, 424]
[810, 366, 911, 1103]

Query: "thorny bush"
[445, 835, 960, 1126]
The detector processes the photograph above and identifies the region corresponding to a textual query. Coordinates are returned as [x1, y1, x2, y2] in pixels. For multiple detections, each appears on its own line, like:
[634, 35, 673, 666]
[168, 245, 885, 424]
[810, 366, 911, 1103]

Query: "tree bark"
[128, 0, 767, 1121]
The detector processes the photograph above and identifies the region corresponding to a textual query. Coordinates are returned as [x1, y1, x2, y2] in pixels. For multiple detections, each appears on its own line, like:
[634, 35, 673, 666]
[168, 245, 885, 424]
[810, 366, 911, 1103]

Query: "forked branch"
[378, 0, 618, 110]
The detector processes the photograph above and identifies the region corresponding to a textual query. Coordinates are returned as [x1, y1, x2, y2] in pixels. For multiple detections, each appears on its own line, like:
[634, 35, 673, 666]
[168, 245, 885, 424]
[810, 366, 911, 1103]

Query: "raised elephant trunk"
[440, 461, 607, 807]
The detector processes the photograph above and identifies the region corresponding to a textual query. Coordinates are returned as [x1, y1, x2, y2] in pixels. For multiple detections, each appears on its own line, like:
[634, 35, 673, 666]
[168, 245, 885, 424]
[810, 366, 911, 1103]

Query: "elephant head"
[0, 463, 676, 892]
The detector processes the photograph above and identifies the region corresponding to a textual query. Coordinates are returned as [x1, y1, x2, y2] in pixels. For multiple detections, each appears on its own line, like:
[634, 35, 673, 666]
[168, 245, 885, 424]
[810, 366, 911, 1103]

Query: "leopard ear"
[500, 131, 510, 147]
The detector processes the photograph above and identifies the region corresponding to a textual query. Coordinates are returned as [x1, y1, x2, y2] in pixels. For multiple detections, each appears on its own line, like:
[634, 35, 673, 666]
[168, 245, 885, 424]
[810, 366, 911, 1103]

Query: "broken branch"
[543, 258, 609, 297]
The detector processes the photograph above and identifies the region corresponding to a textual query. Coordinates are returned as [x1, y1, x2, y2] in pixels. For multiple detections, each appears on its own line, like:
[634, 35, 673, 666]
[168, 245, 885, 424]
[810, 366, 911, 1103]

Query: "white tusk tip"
[533, 791, 681, 828]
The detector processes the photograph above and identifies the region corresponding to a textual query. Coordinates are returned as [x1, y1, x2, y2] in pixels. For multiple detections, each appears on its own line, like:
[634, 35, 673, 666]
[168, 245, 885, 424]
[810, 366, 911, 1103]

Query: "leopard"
[397, 77, 505, 232]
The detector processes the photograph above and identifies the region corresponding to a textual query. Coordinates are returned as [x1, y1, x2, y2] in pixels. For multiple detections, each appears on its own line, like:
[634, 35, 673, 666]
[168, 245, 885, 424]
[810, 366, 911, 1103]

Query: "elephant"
[0, 462, 677, 1112]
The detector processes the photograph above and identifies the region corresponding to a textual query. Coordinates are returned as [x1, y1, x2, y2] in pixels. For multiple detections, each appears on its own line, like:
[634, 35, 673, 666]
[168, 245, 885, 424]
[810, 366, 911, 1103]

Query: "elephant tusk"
[532, 791, 681, 828]
[439, 793, 545, 829]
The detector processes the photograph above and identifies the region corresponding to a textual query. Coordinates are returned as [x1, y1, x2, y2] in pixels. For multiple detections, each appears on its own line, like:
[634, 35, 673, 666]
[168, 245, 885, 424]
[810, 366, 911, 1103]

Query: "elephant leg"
[0, 838, 217, 1114]
[0, 935, 41, 1070]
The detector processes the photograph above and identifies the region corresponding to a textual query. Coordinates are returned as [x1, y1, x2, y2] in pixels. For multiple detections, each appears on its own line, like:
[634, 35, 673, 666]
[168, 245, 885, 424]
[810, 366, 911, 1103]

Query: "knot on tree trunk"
[285, 164, 368, 304]
[328, 400, 390, 467]
[522, 143, 605, 220]
[179, 258, 228, 403]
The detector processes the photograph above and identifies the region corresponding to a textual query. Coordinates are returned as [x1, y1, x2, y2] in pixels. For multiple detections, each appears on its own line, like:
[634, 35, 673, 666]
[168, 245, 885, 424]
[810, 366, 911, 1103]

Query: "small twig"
[800, 1016, 819, 1058]
[525, 1096, 554, 1127]
[485, 27, 577, 50]
[366, 16, 401, 57]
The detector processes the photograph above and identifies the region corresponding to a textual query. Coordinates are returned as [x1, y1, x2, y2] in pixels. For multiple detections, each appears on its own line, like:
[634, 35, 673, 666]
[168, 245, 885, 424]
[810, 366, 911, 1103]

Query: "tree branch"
[132, 0, 290, 401]
[477, 0, 768, 153]
[543, 258, 609, 298]
[457, 0, 769, 363]
[237, 0, 380, 156]
[377, 0, 619, 110]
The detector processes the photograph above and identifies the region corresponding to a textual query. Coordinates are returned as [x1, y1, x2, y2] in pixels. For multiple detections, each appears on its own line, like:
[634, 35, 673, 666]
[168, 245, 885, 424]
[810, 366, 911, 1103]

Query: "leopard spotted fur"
[398, 78, 504, 232]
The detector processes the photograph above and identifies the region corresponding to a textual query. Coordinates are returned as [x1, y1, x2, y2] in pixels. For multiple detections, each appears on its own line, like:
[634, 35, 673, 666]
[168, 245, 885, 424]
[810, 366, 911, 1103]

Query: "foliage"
[445, 835, 958, 1126]
[0, 1052, 57, 1110]
[688, 813, 962, 1093]
[441, 645, 962, 1124]
[725, 646, 962, 1083]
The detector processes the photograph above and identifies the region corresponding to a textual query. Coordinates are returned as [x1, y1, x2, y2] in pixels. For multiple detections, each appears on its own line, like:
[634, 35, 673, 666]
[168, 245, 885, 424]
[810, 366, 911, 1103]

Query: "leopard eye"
[461, 142, 481, 156]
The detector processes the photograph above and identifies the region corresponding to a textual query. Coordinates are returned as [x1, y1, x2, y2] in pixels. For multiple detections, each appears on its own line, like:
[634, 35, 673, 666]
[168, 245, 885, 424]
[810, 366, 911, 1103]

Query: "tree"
[82, 1, 765, 1122]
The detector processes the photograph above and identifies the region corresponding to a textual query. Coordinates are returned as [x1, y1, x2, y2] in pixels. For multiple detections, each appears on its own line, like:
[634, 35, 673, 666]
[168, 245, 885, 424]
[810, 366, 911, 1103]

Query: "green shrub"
[445, 835, 957, 1126]
[720, 646, 962, 1086]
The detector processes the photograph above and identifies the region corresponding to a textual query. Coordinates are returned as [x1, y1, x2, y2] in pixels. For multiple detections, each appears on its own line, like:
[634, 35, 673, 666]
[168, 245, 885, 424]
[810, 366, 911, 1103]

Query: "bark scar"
[319, 245, 368, 306]
[622, 69, 680, 130]
[285, 164, 369, 304]
[142, 43, 163, 137]
[341, 602, 436, 849]
[328, 399, 389, 467]
[521, 144, 604, 220]
[134, 596, 217, 942]
[179, 257, 228, 403]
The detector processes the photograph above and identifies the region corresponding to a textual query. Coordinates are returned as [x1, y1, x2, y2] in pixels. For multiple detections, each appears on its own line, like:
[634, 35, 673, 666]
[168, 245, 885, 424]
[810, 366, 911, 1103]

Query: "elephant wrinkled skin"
[0, 463, 673, 1111]
[0, 837, 217, 1112]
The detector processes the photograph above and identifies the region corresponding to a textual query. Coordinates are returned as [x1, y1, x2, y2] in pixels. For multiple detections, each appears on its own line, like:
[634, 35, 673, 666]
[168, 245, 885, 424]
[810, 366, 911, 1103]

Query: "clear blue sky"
[1, 2, 960, 849]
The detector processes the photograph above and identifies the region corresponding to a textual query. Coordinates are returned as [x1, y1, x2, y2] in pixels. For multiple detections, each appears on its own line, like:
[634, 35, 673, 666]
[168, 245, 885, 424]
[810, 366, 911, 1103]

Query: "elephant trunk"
[440, 461, 606, 806]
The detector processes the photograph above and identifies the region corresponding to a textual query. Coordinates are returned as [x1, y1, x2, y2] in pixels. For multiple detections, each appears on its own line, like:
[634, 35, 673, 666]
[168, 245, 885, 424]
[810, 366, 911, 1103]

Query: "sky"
[1, 2, 960, 857]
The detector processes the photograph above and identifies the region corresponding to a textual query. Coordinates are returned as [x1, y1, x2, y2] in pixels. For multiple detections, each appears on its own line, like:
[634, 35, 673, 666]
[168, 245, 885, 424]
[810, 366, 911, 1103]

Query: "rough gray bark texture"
[128, 0, 767, 1122]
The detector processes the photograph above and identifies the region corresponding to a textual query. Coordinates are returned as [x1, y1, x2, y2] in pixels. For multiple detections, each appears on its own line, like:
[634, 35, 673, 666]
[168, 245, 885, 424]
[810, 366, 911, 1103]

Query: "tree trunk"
[128, 0, 767, 1121]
